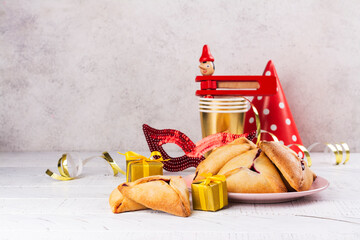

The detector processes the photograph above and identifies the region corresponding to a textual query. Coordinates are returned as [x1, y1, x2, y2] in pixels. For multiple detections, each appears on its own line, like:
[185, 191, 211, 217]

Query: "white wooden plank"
[0, 152, 359, 240]
[0, 167, 195, 187]
[1, 231, 359, 240]
[1, 198, 359, 217]
[0, 213, 359, 234]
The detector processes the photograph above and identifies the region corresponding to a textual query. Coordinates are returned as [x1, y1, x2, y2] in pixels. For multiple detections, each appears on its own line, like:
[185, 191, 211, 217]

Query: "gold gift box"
[191, 180, 228, 211]
[126, 160, 163, 182]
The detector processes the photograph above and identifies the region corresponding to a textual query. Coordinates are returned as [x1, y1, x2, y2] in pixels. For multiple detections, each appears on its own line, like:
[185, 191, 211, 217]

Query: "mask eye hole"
[161, 143, 186, 158]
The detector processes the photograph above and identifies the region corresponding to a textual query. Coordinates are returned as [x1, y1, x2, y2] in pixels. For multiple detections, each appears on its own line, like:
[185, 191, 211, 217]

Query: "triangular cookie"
[194, 137, 256, 181]
[260, 141, 316, 191]
[109, 187, 147, 213]
[219, 148, 287, 193]
[118, 175, 191, 217]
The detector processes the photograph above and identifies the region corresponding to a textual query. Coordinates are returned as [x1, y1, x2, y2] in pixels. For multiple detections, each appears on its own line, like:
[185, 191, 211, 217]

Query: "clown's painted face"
[199, 61, 214, 76]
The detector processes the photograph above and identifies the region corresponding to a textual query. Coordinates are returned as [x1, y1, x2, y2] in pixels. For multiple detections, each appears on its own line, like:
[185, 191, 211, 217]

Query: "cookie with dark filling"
[259, 141, 316, 191]
[218, 148, 287, 193]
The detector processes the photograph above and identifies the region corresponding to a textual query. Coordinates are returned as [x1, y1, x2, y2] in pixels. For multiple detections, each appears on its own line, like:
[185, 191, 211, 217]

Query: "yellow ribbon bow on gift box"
[118, 151, 168, 182]
[198, 173, 226, 186]
[195, 173, 227, 210]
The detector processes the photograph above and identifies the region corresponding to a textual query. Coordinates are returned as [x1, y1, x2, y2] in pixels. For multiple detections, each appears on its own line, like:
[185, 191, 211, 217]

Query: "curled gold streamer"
[46, 152, 125, 181]
[46, 154, 74, 181]
[259, 130, 279, 142]
[341, 143, 350, 164]
[46, 169, 74, 181]
[58, 154, 69, 177]
[325, 143, 341, 165]
[102, 152, 126, 176]
[307, 142, 350, 165]
[251, 103, 261, 145]
[242, 97, 261, 144]
[287, 144, 312, 168]
[334, 144, 343, 165]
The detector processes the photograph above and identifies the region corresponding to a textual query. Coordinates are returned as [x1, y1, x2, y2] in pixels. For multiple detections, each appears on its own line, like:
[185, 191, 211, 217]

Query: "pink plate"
[183, 174, 329, 203]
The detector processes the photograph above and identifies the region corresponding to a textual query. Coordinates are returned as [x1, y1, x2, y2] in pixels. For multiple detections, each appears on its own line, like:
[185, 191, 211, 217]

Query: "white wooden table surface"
[0, 152, 359, 240]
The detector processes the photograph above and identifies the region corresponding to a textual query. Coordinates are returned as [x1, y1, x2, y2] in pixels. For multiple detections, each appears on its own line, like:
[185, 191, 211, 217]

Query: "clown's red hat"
[199, 45, 215, 62]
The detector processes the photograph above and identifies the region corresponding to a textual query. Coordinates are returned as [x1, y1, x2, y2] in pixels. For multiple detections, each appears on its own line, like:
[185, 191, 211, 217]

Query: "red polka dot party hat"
[244, 60, 303, 148]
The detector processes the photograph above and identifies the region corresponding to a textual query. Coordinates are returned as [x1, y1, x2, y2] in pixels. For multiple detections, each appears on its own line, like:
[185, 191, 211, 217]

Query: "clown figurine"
[199, 45, 215, 76]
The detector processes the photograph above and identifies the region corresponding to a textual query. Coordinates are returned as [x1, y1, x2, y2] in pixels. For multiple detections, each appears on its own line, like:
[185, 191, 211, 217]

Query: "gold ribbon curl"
[259, 129, 279, 142]
[102, 152, 126, 176]
[46, 152, 125, 181]
[287, 144, 312, 167]
[46, 154, 73, 181]
[242, 98, 261, 145]
[233, 98, 350, 167]
[307, 142, 350, 165]
[118, 151, 168, 182]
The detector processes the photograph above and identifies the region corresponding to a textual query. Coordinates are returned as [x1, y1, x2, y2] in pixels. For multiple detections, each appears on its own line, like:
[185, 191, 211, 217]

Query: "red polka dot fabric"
[243, 61, 303, 151]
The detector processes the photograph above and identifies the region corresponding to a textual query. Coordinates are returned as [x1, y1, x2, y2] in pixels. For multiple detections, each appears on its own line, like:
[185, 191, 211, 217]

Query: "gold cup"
[199, 97, 249, 148]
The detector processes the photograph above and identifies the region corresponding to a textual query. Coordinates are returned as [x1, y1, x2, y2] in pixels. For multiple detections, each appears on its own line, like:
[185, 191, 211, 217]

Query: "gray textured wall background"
[1, 0, 359, 152]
